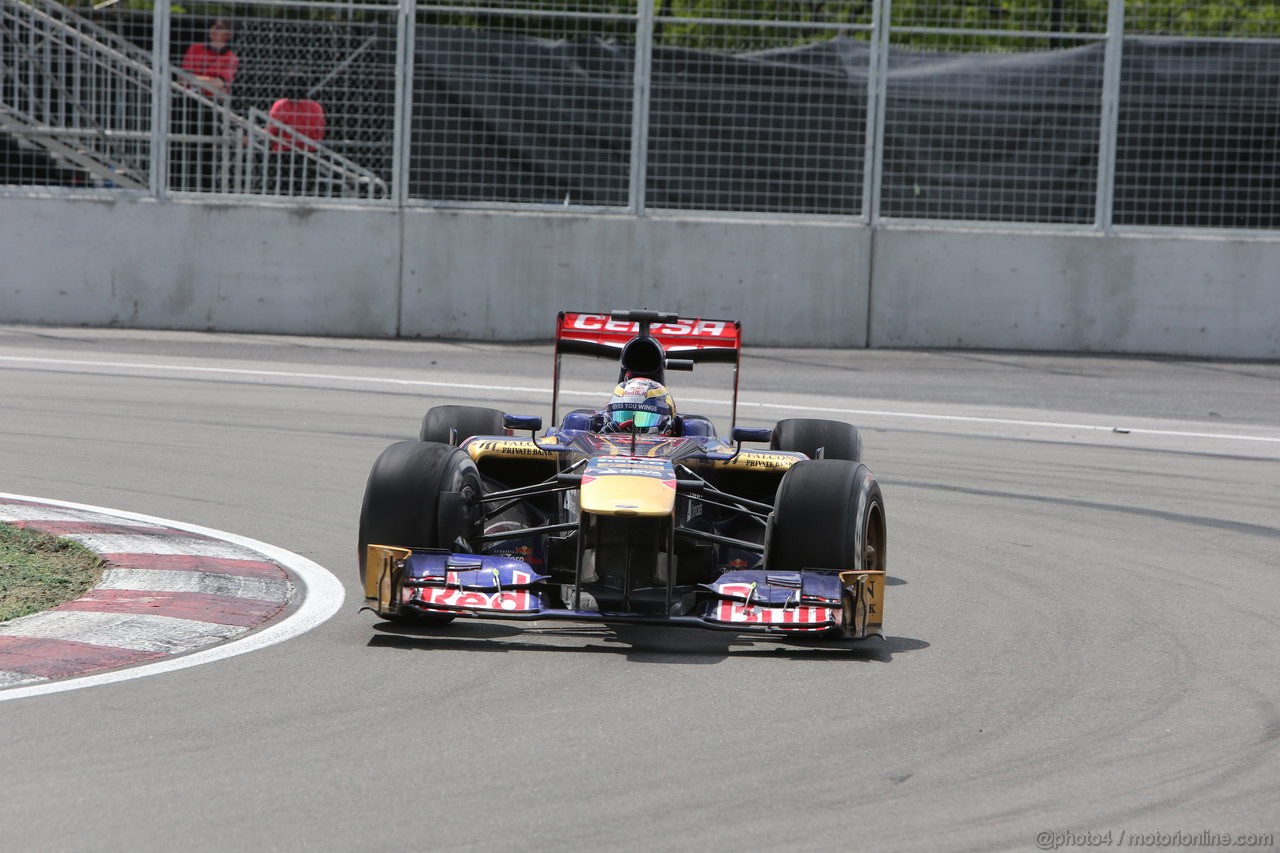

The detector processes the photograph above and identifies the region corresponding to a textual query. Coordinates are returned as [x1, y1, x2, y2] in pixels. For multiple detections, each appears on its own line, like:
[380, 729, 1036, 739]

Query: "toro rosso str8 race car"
[358, 310, 887, 644]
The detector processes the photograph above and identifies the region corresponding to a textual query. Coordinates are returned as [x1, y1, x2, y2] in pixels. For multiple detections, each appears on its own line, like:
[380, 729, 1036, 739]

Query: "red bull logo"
[416, 587, 536, 613]
[712, 582, 834, 629]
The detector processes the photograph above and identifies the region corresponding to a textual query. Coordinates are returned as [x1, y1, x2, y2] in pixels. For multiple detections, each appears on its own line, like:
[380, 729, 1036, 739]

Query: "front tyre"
[357, 440, 483, 624]
[766, 459, 885, 575]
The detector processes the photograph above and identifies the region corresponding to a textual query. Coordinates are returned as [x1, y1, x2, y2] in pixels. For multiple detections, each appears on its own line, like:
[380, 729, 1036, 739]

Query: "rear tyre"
[771, 418, 861, 462]
[358, 440, 483, 624]
[766, 459, 886, 575]
[419, 405, 506, 445]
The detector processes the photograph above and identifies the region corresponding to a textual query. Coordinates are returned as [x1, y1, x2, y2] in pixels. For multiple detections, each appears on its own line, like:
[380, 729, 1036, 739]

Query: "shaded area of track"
[0, 326, 1276, 852]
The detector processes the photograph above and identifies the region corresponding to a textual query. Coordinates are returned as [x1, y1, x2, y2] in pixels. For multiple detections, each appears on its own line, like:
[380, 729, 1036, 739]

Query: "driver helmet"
[605, 378, 677, 434]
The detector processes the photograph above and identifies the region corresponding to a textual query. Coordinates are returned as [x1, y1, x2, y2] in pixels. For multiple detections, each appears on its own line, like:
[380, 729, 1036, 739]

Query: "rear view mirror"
[503, 414, 543, 433]
[731, 426, 772, 444]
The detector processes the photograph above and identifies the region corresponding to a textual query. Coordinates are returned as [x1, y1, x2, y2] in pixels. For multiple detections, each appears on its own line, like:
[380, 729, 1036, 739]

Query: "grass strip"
[0, 522, 104, 623]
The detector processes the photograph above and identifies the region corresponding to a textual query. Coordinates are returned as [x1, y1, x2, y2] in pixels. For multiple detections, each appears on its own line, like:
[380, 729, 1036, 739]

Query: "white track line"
[3, 354, 1277, 447]
[0, 493, 345, 703]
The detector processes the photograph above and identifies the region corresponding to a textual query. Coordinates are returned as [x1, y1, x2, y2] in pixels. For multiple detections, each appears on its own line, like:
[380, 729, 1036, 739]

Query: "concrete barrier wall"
[870, 227, 1280, 359]
[2, 196, 1276, 358]
[2, 196, 401, 337]
[398, 209, 871, 346]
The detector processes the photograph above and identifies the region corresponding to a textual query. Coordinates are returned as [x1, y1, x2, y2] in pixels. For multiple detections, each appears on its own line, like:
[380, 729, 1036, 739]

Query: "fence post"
[1095, 0, 1125, 231]
[628, 0, 655, 215]
[149, 0, 171, 197]
[862, 0, 891, 225]
[393, 0, 415, 207]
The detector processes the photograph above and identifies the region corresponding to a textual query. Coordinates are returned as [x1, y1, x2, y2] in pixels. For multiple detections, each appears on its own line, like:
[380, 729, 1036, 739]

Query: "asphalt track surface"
[1, 325, 1277, 853]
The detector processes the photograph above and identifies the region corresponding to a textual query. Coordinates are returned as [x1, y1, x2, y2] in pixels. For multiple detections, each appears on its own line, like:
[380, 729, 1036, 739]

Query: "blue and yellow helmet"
[605, 378, 676, 434]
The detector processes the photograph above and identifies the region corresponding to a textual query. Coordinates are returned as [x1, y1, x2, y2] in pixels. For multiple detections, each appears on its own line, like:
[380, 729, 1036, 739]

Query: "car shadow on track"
[367, 621, 928, 665]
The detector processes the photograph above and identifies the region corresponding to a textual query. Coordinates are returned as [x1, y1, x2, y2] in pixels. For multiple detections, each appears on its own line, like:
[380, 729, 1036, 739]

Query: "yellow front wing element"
[580, 464, 677, 517]
[365, 544, 412, 607]
[840, 569, 886, 636]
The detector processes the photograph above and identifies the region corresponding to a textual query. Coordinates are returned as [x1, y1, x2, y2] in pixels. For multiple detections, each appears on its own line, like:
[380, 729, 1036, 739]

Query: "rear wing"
[553, 310, 743, 428]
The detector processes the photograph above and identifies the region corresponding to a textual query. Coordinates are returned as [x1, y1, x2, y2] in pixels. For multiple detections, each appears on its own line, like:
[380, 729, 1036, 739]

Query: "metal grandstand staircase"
[1, 0, 386, 197]
[1, 0, 153, 187]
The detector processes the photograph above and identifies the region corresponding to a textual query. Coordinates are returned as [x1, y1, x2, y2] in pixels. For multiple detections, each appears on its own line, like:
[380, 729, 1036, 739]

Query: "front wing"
[365, 546, 884, 641]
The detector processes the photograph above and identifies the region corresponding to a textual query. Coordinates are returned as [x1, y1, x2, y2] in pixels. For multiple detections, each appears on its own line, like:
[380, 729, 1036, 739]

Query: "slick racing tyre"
[766, 459, 886, 576]
[770, 418, 861, 462]
[419, 405, 506, 445]
[358, 440, 483, 624]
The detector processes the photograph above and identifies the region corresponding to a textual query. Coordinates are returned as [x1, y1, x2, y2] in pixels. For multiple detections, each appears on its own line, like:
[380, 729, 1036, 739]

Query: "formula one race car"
[358, 310, 886, 643]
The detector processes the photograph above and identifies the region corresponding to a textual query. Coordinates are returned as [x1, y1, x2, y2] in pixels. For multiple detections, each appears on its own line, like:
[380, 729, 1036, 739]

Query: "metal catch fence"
[1, 0, 1276, 230]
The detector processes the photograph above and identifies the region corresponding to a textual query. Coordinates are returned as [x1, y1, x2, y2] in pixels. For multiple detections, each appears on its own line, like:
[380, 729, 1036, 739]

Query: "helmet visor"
[610, 409, 662, 431]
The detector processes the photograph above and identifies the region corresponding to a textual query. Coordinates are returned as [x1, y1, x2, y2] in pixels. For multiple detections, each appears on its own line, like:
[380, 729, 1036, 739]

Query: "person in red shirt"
[266, 71, 327, 196]
[173, 18, 240, 192]
[181, 18, 239, 98]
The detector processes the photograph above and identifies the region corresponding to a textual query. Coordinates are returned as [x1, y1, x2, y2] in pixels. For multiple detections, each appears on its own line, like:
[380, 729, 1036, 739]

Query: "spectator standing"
[173, 18, 239, 192]
[266, 71, 326, 196]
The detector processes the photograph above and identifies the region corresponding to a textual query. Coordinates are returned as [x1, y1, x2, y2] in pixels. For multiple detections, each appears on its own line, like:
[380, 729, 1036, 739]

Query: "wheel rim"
[862, 501, 885, 573]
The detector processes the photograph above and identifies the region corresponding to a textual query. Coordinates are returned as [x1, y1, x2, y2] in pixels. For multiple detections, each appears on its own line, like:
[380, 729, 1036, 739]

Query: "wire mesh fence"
[1114, 39, 1280, 229]
[880, 34, 1107, 225]
[646, 7, 871, 215]
[164, 2, 397, 198]
[408, 8, 638, 207]
[1, 0, 1277, 230]
[1, 0, 155, 189]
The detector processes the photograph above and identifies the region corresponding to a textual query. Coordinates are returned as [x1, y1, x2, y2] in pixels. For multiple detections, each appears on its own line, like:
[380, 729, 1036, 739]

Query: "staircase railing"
[1, 0, 155, 187]
[2, 0, 388, 199]
[236, 108, 388, 200]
